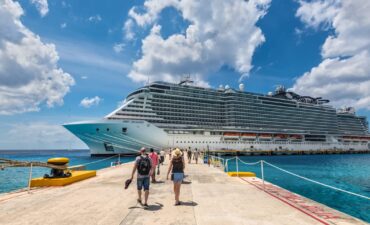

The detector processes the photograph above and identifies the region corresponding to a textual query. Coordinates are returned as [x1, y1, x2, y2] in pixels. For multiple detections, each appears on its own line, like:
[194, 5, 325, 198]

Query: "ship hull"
[64, 120, 370, 156]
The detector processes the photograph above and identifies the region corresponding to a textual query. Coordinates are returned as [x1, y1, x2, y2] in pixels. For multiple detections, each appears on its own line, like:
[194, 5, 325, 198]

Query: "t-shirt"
[160, 150, 165, 157]
[135, 155, 152, 178]
[194, 151, 199, 158]
[149, 152, 159, 167]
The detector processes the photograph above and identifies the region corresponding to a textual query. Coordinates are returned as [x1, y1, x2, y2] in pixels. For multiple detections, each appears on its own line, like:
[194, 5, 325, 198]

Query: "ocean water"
[224, 154, 370, 222]
[0, 150, 134, 194]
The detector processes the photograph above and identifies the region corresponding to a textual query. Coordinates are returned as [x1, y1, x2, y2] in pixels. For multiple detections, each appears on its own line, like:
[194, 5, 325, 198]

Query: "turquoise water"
[224, 154, 370, 222]
[0, 150, 134, 194]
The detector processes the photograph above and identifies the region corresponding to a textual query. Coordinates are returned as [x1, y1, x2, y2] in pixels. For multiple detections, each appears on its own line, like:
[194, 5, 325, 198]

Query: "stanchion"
[236, 156, 239, 177]
[28, 163, 33, 193]
[261, 160, 265, 191]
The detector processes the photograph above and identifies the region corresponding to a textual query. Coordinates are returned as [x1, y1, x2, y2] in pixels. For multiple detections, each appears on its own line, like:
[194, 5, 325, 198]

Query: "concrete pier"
[0, 158, 367, 225]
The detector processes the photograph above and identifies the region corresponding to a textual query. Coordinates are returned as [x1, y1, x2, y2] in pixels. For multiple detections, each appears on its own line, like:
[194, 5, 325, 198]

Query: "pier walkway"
[0, 158, 367, 225]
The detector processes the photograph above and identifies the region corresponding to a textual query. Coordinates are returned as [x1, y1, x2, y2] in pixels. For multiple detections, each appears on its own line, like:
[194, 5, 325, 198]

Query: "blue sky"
[0, 0, 369, 149]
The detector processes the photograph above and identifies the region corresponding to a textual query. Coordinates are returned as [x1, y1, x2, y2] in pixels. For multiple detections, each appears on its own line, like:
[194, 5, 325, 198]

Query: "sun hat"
[140, 147, 146, 153]
[173, 148, 182, 157]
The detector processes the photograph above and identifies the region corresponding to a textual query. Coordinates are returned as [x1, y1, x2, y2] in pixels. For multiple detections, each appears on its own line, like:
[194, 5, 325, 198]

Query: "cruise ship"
[64, 79, 370, 155]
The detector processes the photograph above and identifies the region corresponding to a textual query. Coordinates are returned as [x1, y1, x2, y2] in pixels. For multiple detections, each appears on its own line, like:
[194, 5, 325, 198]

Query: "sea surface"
[0, 150, 134, 194]
[224, 154, 370, 222]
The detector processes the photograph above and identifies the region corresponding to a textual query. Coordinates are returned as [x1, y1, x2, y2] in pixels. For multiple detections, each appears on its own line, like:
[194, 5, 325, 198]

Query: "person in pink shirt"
[148, 148, 159, 183]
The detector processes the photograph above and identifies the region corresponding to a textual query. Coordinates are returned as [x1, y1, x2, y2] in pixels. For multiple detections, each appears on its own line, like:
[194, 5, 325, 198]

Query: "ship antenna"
[179, 74, 194, 85]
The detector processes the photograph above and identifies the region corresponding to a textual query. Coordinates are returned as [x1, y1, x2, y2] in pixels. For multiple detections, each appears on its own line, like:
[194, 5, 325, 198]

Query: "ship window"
[104, 142, 114, 152]
[122, 128, 127, 133]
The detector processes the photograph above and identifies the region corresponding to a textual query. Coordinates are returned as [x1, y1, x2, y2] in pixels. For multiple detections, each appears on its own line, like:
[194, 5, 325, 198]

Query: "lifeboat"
[274, 134, 288, 139]
[290, 134, 303, 140]
[258, 134, 272, 139]
[241, 133, 256, 140]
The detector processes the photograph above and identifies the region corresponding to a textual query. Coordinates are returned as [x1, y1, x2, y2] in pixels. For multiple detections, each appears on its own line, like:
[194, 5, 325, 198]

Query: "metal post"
[118, 154, 121, 165]
[28, 163, 33, 193]
[261, 160, 265, 191]
[236, 156, 239, 177]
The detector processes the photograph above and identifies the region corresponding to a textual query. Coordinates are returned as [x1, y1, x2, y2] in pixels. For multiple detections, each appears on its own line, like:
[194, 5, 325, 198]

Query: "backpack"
[137, 156, 151, 175]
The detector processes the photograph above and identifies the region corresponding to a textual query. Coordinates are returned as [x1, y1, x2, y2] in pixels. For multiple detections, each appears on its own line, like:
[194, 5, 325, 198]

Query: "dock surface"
[0, 158, 367, 225]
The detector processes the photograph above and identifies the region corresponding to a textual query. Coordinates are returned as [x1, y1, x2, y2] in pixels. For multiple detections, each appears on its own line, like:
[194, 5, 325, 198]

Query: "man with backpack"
[130, 147, 152, 209]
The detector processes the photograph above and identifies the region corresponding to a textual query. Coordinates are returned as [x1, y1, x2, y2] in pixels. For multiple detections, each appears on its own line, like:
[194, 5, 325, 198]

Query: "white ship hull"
[64, 120, 370, 155]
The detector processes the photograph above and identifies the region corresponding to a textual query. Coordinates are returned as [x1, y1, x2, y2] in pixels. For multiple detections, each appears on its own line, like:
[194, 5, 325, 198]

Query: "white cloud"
[123, 19, 135, 40]
[125, 0, 271, 86]
[60, 22, 67, 29]
[0, 122, 87, 149]
[293, 0, 370, 110]
[88, 14, 102, 22]
[30, 0, 49, 17]
[296, 0, 340, 30]
[113, 43, 124, 53]
[81, 75, 88, 80]
[0, 0, 74, 115]
[80, 96, 102, 108]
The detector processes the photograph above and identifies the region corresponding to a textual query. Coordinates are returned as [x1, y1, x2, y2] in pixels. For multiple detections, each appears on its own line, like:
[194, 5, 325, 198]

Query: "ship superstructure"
[64, 80, 370, 155]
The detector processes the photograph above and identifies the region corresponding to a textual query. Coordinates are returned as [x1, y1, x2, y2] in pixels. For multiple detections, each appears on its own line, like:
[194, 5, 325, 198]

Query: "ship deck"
[0, 156, 367, 225]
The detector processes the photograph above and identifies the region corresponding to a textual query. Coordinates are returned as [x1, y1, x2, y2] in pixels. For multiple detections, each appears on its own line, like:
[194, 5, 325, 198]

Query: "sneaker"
[175, 201, 181, 206]
[143, 203, 149, 209]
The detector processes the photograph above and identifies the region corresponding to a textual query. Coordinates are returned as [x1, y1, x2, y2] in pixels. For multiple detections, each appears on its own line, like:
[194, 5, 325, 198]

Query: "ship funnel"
[239, 83, 245, 91]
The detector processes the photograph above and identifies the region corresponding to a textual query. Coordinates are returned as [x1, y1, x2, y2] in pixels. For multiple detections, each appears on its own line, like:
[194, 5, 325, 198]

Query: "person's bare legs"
[144, 190, 149, 205]
[174, 182, 181, 204]
[137, 190, 142, 203]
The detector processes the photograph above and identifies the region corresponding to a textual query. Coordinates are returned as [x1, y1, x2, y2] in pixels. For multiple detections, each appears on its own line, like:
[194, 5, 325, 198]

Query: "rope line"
[263, 160, 370, 201]
[237, 158, 261, 166]
[80, 155, 119, 166]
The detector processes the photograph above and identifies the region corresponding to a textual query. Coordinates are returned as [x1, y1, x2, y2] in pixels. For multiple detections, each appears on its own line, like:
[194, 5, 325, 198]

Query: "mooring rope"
[80, 155, 120, 166]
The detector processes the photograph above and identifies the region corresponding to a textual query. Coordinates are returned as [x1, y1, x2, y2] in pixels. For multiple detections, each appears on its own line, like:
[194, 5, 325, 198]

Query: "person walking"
[167, 148, 185, 205]
[130, 147, 152, 209]
[187, 148, 192, 164]
[193, 149, 199, 164]
[159, 149, 165, 165]
[148, 148, 159, 183]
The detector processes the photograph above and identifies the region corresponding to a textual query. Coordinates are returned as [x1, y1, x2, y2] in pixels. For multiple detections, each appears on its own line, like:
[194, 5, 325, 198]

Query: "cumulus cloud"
[88, 14, 102, 22]
[292, 0, 370, 110]
[125, 0, 271, 86]
[30, 0, 49, 17]
[113, 43, 124, 53]
[80, 96, 102, 108]
[123, 19, 135, 40]
[0, 0, 74, 115]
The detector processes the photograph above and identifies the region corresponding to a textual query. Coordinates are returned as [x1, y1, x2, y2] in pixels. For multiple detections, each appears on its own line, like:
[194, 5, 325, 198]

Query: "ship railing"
[223, 157, 370, 201]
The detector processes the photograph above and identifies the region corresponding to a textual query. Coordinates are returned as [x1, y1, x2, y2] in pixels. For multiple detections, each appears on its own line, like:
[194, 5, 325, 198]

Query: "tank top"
[172, 157, 184, 173]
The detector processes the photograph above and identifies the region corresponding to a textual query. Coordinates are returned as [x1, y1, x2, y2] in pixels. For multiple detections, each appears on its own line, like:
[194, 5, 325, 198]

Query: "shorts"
[172, 173, 184, 183]
[137, 177, 150, 191]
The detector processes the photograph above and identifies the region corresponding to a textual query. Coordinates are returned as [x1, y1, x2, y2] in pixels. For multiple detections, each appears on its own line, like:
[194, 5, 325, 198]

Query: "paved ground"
[0, 157, 367, 225]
